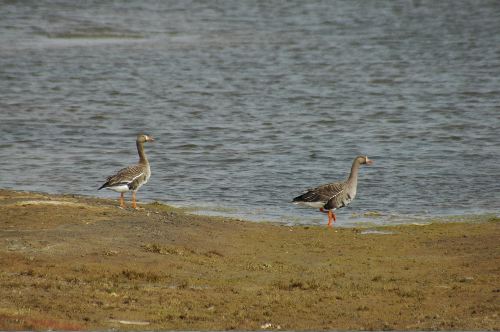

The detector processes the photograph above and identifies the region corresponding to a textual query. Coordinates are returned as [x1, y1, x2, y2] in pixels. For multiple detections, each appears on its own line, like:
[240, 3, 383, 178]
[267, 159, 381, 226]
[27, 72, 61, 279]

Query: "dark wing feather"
[293, 181, 346, 204]
[99, 164, 145, 190]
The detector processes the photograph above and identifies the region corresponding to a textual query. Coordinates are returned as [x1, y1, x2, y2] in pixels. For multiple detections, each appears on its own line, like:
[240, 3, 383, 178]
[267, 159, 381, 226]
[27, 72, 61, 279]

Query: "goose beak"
[148, 136, 155, 142]
[366, 158, 373, 165]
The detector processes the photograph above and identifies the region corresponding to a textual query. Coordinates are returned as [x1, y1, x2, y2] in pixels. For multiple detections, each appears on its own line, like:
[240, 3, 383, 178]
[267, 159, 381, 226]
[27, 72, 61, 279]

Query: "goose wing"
[99, 164, 144, 189]
[293, 181, 345, 204]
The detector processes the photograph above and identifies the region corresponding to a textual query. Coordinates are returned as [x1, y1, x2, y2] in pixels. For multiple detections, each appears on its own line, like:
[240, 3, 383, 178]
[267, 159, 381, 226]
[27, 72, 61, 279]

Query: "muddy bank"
[0, 189, 498, 330]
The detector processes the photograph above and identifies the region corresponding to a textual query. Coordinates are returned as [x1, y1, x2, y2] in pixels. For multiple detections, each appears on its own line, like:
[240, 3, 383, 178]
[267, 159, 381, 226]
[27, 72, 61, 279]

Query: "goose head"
[357, 155, 373, 165]
[137, 134, 155, 143]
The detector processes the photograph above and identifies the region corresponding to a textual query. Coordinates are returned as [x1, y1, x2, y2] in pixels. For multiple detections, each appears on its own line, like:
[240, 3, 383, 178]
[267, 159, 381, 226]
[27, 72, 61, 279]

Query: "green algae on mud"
[0, 189, 499, 331]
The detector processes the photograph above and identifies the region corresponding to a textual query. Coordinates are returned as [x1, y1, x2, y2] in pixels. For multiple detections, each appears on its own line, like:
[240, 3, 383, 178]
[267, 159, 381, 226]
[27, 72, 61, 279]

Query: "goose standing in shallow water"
[293, 155, 373, 227]
[98, 134, 154, 209]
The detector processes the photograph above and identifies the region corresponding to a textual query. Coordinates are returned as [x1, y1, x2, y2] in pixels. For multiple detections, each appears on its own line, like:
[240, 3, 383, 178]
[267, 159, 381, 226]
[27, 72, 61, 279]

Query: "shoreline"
[4, 186, 496, 229]
[0, 189, 498, 330]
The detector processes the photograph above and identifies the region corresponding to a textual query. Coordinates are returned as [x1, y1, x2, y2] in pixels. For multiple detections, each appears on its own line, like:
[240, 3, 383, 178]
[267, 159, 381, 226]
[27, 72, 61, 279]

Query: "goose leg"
[327, 210, 334, 227]
[132, 191, 137, 209]
[119, 193, 125, 208]
[320, 208, 334, 227]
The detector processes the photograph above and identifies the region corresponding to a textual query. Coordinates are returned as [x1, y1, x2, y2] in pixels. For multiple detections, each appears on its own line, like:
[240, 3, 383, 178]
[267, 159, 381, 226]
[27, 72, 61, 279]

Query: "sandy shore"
[0, 189, 498, 330]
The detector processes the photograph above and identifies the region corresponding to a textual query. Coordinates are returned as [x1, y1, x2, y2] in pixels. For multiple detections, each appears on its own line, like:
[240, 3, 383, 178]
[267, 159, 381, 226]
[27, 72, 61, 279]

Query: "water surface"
[1, 1, 499, 226]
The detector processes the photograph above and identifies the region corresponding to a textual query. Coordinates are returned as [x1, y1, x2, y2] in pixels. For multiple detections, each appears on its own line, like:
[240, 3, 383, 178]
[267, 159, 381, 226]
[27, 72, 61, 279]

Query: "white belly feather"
[106, 184, 130, 193]
[294, 201, 326, 209]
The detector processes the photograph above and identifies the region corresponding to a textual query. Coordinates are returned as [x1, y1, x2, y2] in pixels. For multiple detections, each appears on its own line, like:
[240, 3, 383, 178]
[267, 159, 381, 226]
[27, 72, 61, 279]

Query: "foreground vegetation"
[0, 189, 498, 330]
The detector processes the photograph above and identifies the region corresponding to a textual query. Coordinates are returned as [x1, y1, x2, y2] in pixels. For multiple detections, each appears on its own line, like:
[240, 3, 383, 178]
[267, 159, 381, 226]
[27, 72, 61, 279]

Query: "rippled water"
[1, 1, 499, 226]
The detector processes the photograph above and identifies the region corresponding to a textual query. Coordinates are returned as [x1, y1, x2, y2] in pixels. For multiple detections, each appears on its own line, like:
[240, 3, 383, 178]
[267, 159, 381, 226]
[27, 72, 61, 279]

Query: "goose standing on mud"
[293, 155, 373, 227]
[98, 134, 154, 209]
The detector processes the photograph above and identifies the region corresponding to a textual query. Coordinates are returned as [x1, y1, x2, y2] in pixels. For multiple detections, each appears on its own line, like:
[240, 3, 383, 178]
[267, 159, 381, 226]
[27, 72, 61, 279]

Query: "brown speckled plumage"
[293, 155, 373, 226]
[99, 134, 154, 208]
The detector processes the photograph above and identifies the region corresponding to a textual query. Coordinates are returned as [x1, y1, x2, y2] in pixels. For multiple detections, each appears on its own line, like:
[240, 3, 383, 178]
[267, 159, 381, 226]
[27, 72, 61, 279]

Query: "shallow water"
[1, 1, 499, 226]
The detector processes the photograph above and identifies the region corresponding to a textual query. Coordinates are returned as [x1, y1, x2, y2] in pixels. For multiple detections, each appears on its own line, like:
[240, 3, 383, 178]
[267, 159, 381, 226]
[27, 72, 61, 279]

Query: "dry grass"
[0, 189, 499, 330]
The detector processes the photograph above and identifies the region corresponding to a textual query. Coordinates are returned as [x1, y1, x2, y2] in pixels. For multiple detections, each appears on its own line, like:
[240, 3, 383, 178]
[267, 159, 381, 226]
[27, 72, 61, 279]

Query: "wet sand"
[0, 189, 498, 330]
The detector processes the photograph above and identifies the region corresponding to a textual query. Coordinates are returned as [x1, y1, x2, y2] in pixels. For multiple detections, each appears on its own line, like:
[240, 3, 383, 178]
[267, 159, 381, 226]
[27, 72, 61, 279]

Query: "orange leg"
[320, 208, 337, 227]
[132, 191, 137, 209]
[327, 210, 333, 227]
[119, 193, 125, 208]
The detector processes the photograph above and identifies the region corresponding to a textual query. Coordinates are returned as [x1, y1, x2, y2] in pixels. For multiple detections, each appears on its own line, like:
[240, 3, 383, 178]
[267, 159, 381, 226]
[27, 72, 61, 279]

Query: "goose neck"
[347, 159, 361, 184]
[137, 141, 148, 164]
